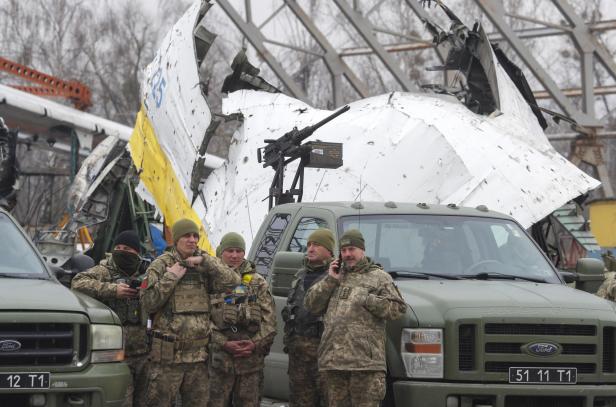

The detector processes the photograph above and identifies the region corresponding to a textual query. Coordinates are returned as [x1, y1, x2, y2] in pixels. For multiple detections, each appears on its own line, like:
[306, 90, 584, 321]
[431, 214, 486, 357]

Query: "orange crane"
[0, 56, 92, 111]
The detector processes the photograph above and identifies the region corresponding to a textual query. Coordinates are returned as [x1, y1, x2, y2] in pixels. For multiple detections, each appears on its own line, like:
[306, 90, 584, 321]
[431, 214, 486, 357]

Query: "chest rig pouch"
[211, 279, 260, 332]
[239, 286, 261, 333]
[172, 269, 209, 314]
[106, 273, 142, 325]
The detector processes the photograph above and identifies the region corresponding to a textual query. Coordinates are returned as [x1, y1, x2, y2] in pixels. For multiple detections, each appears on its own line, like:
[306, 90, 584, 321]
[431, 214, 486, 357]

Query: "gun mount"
[257, 105, 349, 209]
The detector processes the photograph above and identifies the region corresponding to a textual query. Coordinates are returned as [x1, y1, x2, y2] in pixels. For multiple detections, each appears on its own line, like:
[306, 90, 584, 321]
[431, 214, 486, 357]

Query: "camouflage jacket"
[304, 257, 406, 372]
[140, 248, 241, 363]
[209, 260, 277, 374]
[597, 272, 616, 301]
[603, 253, 616, 272]
[282, 257, 330, 345]
[71, 254, 148, 356]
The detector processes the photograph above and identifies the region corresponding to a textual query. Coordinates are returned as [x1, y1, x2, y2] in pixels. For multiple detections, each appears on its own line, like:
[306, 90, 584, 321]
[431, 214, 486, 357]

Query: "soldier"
[140, 219, 241, 407]
[282, 228, 334, 407]
[597, 251, 616, 301]
[305, 229, 406, 407]
[71, 230, 148, 407]
[208, 232, 276, 407]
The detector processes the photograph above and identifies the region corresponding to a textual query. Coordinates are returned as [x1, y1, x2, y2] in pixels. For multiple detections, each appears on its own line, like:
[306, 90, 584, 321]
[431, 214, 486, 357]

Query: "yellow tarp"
[128, 105, 214, 254]
[589, 199, 616, 248]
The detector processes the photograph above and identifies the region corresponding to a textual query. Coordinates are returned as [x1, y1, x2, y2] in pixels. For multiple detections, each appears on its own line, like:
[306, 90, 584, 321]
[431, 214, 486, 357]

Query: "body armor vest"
[283, 265, 327, 339]
[171, 268, 209, 314]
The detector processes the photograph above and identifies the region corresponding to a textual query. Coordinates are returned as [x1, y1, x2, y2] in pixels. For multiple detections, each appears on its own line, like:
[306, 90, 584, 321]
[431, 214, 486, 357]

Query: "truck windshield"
[339, 214, 560, 284]
[0, 213, 48, 277]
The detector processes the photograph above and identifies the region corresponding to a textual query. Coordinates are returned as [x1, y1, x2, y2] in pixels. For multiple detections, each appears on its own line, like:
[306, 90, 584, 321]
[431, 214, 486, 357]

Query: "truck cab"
[0, 208, 130, 407]
[249, 201, 616, 407]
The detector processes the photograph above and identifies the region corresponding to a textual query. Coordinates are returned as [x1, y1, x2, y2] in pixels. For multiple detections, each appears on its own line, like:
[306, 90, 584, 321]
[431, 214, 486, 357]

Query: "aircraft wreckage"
[36, 0, 599, 266]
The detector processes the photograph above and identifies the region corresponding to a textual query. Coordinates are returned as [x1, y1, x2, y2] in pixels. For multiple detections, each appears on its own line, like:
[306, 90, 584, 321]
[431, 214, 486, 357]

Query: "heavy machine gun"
[257, 105, 349, 209]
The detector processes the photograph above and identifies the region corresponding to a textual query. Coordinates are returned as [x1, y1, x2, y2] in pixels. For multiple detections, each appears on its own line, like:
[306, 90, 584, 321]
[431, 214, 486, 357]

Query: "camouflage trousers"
[123, 354, 148, 407]
[287, 336, 324, 407]
[321, 370, 386, 407]
[208, 367, 261, 407]
[142, 362, 208, 407]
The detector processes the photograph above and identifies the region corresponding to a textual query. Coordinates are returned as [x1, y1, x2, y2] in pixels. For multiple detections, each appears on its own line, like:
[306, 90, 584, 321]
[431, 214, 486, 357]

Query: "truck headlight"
[401, 328, 443, 378]
[90, 324, 124, 363]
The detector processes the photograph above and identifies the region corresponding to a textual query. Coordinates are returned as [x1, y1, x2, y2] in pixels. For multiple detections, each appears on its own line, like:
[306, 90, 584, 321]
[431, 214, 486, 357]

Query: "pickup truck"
[0, 208, 130, 406]
[249, 201, 616, 407]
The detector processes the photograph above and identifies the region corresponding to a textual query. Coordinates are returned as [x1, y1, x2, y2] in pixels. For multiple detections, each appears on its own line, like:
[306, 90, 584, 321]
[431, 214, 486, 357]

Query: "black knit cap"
[113, 230, 141, 253]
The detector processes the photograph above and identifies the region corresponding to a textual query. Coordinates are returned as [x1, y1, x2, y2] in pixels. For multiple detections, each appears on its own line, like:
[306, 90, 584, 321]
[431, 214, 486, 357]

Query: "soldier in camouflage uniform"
[596, 252, 616, 300]
[597, 272, 616, 301]
[305, 229, 406, 407]
[602, 251, 616, 272]
[597, 274, 616, 301]
[140, 219, 241, 407]
[208, 232, 276, 407]
[282, 228, 334, 407]
[71, 230, 148, 407]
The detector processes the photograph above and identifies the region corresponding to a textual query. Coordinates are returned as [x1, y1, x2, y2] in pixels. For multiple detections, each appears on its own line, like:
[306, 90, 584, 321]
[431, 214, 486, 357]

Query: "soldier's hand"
[328, 260, 342, 280]
[238, 340, 256, 352]
[234, 341, 255, 358]
[116, 283, 138, 299]
[167, 262, 187, 279]
[184, 256, 204, 267]
[234, 349, 253, 358]
[223, 341, 244, 354]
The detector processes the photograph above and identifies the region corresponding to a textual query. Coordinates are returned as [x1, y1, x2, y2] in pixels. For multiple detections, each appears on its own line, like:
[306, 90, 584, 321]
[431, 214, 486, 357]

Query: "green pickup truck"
[0, 208, 130, 406]
[249, 201, 616, 407]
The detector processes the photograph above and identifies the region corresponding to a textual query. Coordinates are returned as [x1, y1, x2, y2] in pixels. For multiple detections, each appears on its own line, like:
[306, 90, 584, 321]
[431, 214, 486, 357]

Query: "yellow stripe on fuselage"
[128, 105, 214, 254]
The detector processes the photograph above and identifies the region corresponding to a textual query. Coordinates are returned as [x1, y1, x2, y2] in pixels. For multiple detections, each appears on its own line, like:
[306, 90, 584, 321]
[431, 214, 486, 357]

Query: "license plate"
[0, 373, 50, 389]
[508, 367, 577, 384]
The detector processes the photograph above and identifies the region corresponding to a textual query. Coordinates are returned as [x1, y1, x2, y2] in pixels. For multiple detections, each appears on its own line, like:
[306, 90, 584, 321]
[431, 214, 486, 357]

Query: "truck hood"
[397, 280, 616, 327]
[0, 278, 118, 324]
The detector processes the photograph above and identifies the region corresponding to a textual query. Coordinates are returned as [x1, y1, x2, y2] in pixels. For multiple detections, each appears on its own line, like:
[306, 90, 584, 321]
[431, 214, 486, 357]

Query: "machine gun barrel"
[294, 104, 350, 144]
[259, 105, 350, 168]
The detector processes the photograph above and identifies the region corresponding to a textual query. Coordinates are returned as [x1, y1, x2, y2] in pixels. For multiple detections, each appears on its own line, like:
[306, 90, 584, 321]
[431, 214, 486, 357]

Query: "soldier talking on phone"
[304, 229, 406, 407]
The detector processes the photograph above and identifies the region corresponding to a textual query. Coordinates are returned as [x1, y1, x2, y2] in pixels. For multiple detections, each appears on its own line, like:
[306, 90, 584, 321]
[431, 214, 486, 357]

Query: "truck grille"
[0, 323, 78, 366]
[485, 323, 596, 336]
[604, 327, 616, 373]
[485, 343, 596, 355]
[459, 324, 475, 371]
[456, 321, 616, 381]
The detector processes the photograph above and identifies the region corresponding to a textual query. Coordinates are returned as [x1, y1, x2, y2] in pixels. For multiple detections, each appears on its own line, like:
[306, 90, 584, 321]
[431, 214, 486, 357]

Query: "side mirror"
[576, 258, 605, 275]
[559, 271, 577, 284]
[52, 254, 95, 288]
[70, 254, 95, 274]
[574, 258, 606, 293]
[50, 265, 68, 279]
[270, 251, 304, 297]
